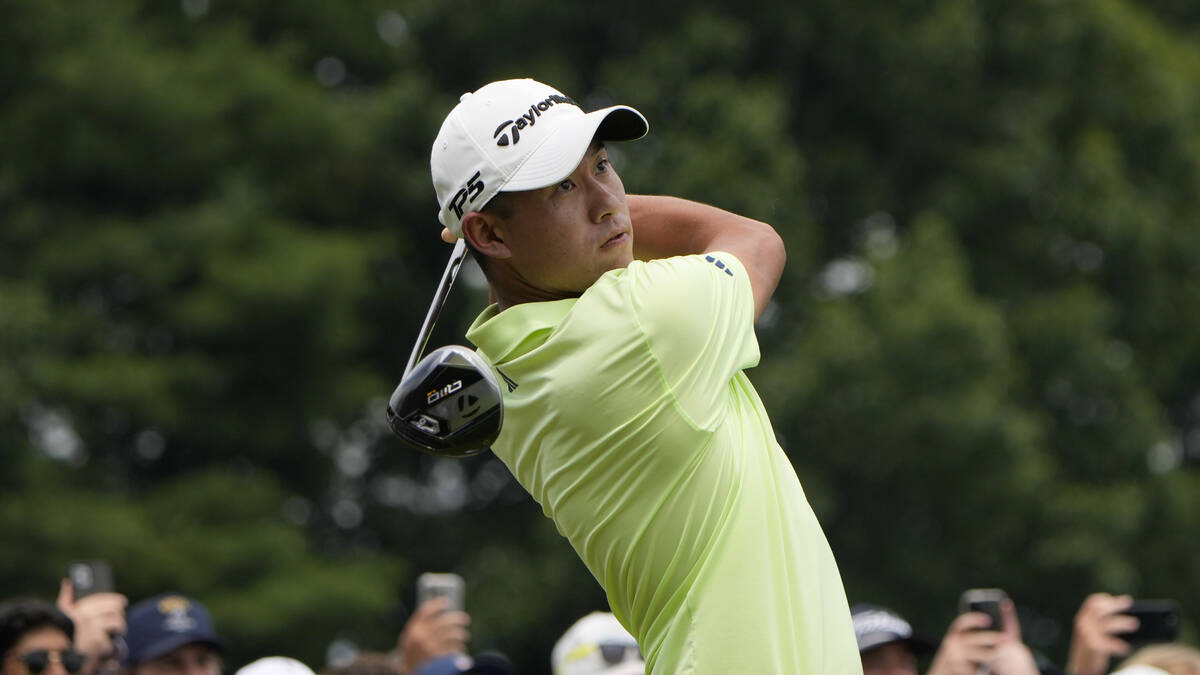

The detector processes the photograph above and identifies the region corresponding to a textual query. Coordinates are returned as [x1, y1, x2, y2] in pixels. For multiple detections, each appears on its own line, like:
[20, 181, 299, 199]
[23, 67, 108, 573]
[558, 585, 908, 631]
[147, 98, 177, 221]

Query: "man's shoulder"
[584, 253, 746, 303]
[579, 253, 750, 330]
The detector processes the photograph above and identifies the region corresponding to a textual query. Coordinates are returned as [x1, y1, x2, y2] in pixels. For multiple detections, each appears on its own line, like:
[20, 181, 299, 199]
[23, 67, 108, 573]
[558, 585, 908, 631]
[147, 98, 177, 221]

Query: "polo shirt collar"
[466, 298, 575, 364]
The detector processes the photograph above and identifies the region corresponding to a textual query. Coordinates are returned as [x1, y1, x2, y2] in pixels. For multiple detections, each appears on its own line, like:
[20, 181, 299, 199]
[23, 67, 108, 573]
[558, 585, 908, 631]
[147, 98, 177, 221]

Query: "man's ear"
[462, 211, 512, 259]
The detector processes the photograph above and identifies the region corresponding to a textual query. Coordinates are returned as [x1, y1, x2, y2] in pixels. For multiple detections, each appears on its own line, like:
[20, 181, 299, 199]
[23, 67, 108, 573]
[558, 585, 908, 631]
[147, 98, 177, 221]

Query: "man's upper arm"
[628, 195, 786, 321]
[626, 252, 760, 429]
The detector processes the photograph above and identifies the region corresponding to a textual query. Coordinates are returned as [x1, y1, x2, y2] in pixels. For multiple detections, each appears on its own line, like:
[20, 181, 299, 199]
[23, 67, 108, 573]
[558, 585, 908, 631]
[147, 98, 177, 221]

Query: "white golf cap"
[431, 78, 648, 237]
[235, 657, 316, 675]
[551, 612, 644, 675]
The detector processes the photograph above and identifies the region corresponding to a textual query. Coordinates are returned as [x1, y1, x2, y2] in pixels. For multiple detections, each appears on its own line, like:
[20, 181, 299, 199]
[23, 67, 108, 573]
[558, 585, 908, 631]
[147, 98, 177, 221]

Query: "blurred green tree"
[3, 0, 1198, 672]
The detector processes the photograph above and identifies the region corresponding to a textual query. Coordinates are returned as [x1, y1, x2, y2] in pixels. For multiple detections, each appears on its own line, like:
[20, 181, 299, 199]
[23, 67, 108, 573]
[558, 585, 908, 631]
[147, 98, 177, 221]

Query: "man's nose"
[586, 178, 620, 223]
[37, 652, 76, 675]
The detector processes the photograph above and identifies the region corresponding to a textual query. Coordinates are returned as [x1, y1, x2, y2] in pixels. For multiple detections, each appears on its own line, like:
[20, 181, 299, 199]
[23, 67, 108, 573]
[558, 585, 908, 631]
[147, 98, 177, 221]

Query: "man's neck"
[486, 263, 583, 311]
[491, 283, 581, 312]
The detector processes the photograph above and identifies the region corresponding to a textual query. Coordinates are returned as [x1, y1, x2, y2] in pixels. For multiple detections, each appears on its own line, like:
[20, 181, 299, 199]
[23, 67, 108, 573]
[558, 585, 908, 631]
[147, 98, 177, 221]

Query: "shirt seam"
[623, 265, 718, 435]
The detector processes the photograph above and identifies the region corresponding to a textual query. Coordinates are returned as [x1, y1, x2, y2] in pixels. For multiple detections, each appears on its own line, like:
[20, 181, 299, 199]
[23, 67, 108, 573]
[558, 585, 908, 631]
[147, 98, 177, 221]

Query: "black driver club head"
[386, 345, 503, 457]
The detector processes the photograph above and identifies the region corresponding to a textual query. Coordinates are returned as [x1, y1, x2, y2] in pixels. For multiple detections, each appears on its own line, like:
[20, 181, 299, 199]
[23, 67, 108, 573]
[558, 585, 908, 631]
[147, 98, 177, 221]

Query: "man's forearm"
[628, 194, 785, 319]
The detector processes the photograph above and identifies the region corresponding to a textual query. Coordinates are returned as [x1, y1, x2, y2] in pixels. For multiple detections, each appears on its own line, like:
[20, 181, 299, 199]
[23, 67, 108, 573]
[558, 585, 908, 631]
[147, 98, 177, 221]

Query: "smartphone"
[416, 573, 465, 612]
[68, 560, 114, 598]
[1117, 599, 1181, 644]
[959, 588, 1006, 631]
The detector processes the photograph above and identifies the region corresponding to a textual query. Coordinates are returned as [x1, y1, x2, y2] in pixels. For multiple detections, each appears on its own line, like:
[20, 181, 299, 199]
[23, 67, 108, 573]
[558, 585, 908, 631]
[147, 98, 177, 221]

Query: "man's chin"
[606, 252, 634, 273]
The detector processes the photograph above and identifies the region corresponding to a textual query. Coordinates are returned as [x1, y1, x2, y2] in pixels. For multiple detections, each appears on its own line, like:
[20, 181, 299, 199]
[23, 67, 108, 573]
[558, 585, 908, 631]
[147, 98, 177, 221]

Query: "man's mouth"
[601, 231, 629, 249]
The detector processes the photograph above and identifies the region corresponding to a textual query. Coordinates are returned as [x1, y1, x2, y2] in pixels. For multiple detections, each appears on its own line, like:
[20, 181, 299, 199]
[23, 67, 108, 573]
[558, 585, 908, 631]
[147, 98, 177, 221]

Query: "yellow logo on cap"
[157, 596, 191, 615]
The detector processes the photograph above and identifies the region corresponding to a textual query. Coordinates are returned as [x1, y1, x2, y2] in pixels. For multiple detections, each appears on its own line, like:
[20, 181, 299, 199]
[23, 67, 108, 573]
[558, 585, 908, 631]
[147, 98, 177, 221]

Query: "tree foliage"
[3, 0, 1198, 672]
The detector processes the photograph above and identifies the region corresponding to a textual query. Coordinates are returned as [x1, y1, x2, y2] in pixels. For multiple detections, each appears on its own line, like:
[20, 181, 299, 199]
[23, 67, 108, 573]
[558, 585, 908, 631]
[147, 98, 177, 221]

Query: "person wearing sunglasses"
[551, 612, 644, 675]
[1, 598, 87, 675]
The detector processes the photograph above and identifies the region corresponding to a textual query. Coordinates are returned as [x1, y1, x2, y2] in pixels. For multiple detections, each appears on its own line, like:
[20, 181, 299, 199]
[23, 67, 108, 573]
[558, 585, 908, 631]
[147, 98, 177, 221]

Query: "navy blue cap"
[413, 652, 516, 675]
[123, 593, 228, 666]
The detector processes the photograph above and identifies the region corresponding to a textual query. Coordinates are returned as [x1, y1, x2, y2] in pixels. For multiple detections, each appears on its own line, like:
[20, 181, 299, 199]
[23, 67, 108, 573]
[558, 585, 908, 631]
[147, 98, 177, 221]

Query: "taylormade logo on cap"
[430, 78, 649, 238]
[492, 93, 579, 146]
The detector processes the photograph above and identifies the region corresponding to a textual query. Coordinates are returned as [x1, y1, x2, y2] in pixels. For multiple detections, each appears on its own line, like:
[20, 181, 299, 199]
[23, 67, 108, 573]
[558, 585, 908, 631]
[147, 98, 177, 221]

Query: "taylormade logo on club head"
[491, 93, 578, 147]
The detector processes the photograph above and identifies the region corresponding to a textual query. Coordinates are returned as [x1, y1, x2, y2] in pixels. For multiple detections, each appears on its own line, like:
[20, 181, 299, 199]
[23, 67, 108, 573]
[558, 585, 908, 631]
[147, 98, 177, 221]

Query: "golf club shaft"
[404, 238, 469, 378]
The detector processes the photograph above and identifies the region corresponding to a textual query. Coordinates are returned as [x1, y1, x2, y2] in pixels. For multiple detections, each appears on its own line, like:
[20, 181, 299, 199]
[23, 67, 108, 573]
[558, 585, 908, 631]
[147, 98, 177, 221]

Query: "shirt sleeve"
[625, 251, 761, 430]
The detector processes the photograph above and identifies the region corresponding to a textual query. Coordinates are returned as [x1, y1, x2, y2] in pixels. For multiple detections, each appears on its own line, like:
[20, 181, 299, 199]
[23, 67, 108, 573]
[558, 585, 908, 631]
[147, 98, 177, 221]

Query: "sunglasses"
[597, 642, 642, 665]
[15, 650, 87, 675]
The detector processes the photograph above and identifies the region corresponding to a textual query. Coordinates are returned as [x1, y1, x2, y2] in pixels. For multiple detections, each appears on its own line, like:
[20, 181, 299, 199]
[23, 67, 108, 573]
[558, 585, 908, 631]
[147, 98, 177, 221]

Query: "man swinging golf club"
[418, 78, 861, 674]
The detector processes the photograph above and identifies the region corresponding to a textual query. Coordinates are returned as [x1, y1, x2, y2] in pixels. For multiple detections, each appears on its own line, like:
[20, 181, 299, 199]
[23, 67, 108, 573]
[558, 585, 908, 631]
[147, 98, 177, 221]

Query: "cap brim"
[131, 635, 228, 666]
[598, 663, 645, 675]
[859, 633, 938, 657]
[503, 105, 647, 192]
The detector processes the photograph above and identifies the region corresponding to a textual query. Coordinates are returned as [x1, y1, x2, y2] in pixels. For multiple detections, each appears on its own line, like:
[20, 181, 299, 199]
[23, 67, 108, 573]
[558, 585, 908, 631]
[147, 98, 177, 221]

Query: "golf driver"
[386, 239, 503, 457]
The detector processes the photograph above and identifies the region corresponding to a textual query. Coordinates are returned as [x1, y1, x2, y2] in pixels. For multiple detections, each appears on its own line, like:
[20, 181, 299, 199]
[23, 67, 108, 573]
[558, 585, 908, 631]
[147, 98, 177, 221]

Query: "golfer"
[430, 78, 861, 674]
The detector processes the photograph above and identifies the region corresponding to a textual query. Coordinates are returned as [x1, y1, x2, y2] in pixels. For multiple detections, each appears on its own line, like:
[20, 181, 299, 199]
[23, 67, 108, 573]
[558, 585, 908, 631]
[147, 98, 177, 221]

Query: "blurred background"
[2, 0, 1199, 673]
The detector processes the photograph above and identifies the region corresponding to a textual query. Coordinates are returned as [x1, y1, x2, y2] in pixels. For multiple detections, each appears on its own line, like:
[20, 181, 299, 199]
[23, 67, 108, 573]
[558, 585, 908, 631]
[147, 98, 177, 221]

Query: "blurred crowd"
[853, 593, 1194, 675]
[1, 574, 1191, 675]
[0, 575, 642, 675]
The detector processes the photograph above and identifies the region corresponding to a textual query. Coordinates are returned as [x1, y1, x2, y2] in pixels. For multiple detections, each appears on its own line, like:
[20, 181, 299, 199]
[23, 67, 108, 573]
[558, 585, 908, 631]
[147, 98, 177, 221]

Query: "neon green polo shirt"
[466, 252, 861, 675]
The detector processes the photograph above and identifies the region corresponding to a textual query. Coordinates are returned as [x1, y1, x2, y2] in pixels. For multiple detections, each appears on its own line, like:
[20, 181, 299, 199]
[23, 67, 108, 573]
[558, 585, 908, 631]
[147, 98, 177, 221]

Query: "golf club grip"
[404, 239, 469, 377]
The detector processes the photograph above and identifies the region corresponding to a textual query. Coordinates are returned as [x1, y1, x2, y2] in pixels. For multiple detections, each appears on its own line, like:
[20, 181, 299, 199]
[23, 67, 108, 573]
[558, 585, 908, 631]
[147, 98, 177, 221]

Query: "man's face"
[2, 627, 75, 675]
[860, 642, 919, 675]
[133, 644, 221, 675]
[492, 141, 633, 296]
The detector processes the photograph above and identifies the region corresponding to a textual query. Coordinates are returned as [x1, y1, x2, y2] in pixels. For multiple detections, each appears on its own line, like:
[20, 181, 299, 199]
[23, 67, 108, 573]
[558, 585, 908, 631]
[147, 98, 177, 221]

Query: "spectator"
[56, 579, 127, 675]
[397, 598, 469, 675]
[851, 604, 936, 675]
[120, 594, 226, 675]
[852, 600, 1040, 675]
[322, 598, 510, 675]
[236, 658, 315, 675]
[403, 652, 512, 675]
[925, 597, 1038, 675]
[1065, 593, 1142, 675]
[1, 599, 85, 675]
[551, 612, 643, 675]
[1113, 644, 1200, 675]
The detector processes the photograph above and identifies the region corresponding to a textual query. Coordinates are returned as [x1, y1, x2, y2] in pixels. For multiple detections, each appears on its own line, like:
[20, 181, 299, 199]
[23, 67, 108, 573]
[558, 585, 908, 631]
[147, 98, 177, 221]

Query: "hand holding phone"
[1116, 599, 1181, 644]
[931, 590, 1013, 675]
[68, 561, 115, 599]
[60, 561, 127, 675]
[959, 588, 1007, 631]
[416, 573, 465, 612]
[402, 574, 470, 675]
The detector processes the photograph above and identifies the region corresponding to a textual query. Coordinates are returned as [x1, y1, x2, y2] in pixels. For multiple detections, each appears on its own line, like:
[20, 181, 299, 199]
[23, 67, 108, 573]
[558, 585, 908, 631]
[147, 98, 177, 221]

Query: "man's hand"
[56, 579, 127, 675]
[398, 597, 471, 675]
[1066, 593, 1138, 675]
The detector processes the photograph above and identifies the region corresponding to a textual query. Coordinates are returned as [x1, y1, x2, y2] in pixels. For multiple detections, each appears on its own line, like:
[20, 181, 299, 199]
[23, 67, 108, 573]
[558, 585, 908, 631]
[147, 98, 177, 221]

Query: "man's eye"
[597, 158, 610, 172]
[557, 179, 573, 191]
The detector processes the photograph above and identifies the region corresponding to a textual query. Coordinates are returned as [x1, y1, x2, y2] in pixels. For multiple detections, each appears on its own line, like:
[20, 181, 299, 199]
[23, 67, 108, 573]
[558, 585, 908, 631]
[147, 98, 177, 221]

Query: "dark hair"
[481, 191, 513, 220]
[0, 598, 75, 659]
[463, 191, 514, 280]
